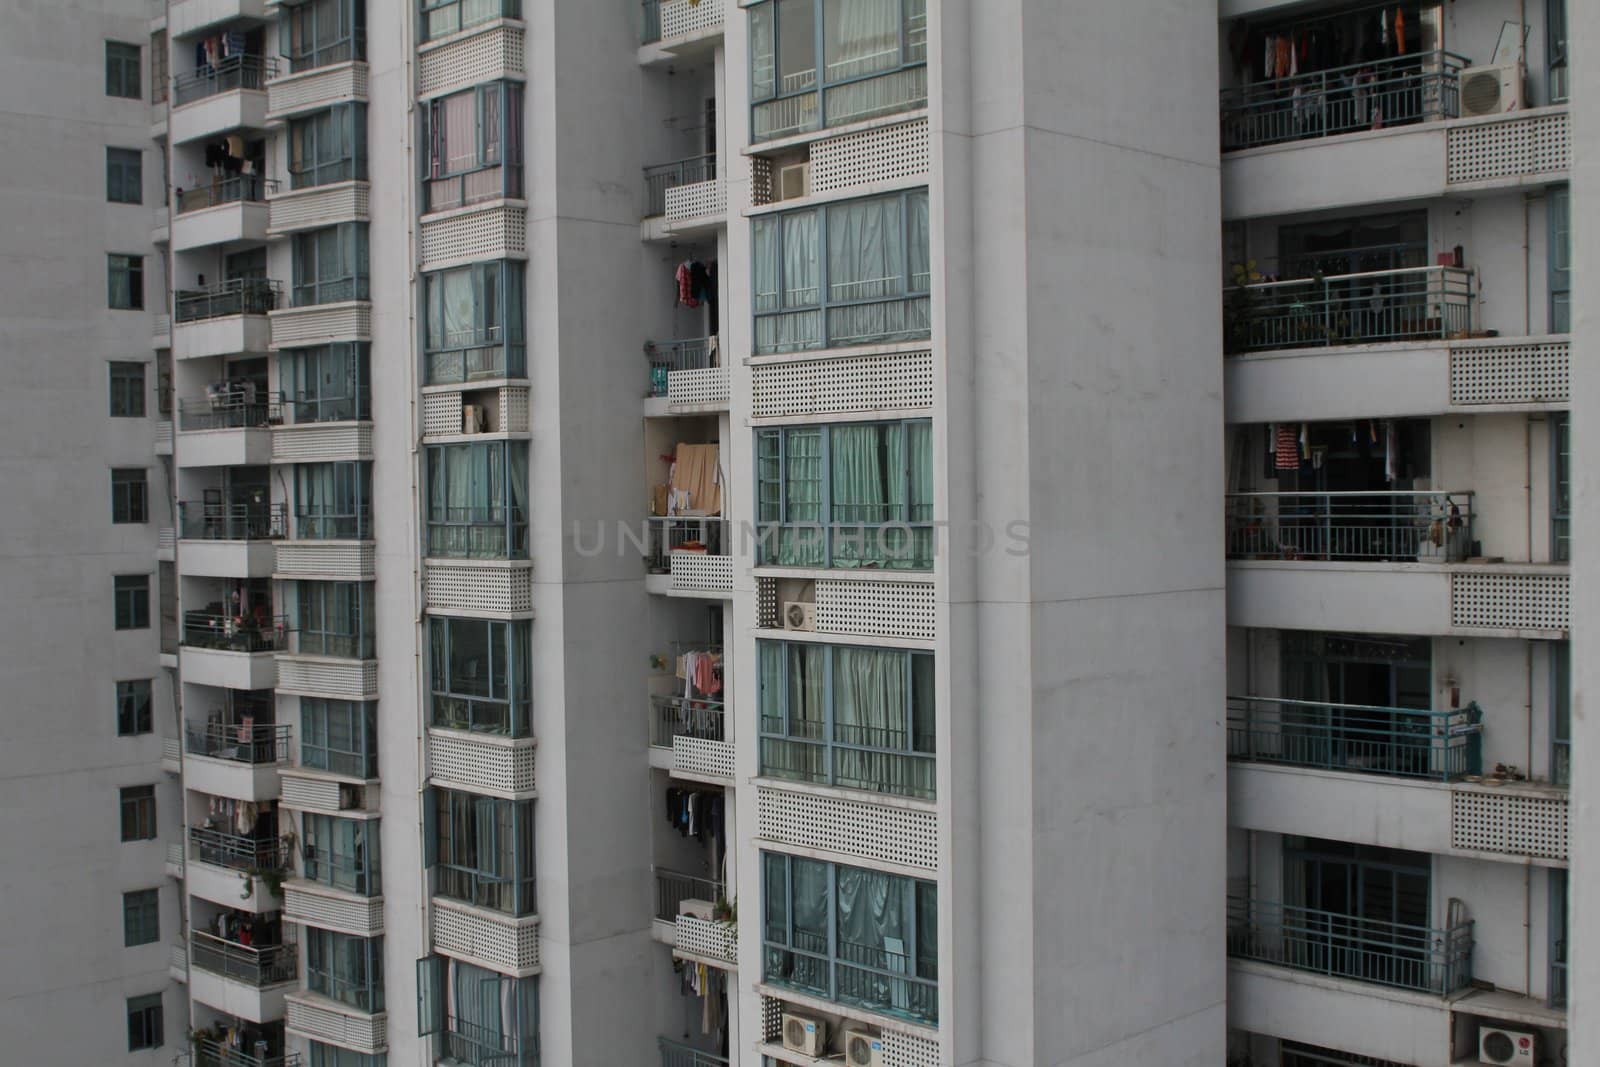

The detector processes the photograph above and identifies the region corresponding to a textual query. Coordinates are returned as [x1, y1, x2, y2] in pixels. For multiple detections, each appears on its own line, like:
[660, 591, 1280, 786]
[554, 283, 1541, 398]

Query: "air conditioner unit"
[462, 404, 487, 434]
[777, 162, 810, 201]
[844, 1029, 884, 1067]
[1460, 63, 1524, 117]
[782, 1012, 826, 1057]
[1479, 1025, 1536, 1065]
[782, 600, 816, 632]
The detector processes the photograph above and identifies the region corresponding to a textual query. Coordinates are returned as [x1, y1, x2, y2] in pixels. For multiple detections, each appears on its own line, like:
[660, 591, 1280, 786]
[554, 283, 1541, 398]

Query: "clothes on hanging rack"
[665, 787, 724, 843]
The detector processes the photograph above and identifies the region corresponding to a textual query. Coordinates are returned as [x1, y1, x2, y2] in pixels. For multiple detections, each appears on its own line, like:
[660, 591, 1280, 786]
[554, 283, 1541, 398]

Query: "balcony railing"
[659, 1038, 727, 1067]
[176, 176, 277, 213]
[1227, 697, 1482, 781]
[271, 503, 374, 542]
[190, 930, 297, 986]
[194, 1038, 303, 1067]
[178, 395, 270, 432]
[651, 695, 726, 749]
[179, 501, 275, 540]
[174, 54, 278, 106]
[271, 388, 371, 425]
[765, 934, 938, 1025]
[1226, 265, 1473, 353]
[424, 164, 524, 213]
[644, 338, 715, 397]
[182, 612, 285, 653]
[644, 155, 716, 217]
[1226, 490, 1475, 562]
[434, 865, 536, 918]
[645, 516, 727, 572]
[654, 868, 722, 922]
[426, 506, 529, 559]
[441, 1015, 538, 1067]
[185, 721, 292, 765]
[175, 278, 281, 322]
[189, 826, 284, 872]
[1221, 51, 1468, 151]
[1226, 895, 1474, 994]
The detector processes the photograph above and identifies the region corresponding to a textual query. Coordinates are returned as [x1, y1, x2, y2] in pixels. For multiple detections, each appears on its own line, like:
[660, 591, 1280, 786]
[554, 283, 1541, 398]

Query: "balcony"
[187, 827, 285, 912]
[1226, 896, 1473, 995]
[650, 695, 732, 783]
[180, 613, 281, 690]
[653, 870, 737, 968]
[1226, 491, 1474, 563]
[659, 1039, 727, 1067]
[184, 721, 291, 800]
[429, 895, 541, 977]
[194, 1038, 303, 1067]
[427, 728, 537, 798]
[417, 11, 524, 99]
[284, 990, 386, 1056]
[189, 931, 296, 1022]
[642, 154, 724, 237]
[265, 56, 368, 121]
[172, 177, 275, 251]
[1228, 697, 1481, 782]
[270, 395, 373, 464]
[269, 300, 371, 350]
[644, 338, 729, 412]
[178, 501, 277, 575]
[267, 181, 369, 235]
[1225, 265, 1474, 355]
[282, 879, 384, 938]
[173, 280, 279, 360]
[640, 0, 725, 51]
[177, 397, 272, 466]
[275, 643, 377, 701]
[171, 57, 276, 145]
[645, 518, 733, 598]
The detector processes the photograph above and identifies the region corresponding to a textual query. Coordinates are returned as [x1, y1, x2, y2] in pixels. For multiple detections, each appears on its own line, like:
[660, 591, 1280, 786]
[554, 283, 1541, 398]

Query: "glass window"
[415, 956, 539, 1067]
[423, 83, 524, 210]
[1548, 0, 1568, 104]
[1550, 868, 1568, 1008]
[281, 344, 370, 422]
[1553, 413, 1570, 561]
[295, 581, 375, 659]
[120, 785, 156, 841]
[117, 679, 154, 736]
[301, 699, 379, 778]
[1552, 642, 1570, 786]
[429, 617, 532, 737]
[112, 468, 149, 524]
[289, 104, 368, 189]
[293, 223, 369, 306]
[1549, 186, 1570, 333]
[425, 441, 529, 559]
[109, 361, 146, 417]
[123, 888, 160, 946]
[293, 461, 372, 539]
[107, 148, 142, 204]
[303, 813, 381, 895]
[126, 992, 163, 1050]
[430, 788, 536, 916]
[108, 254, 144, 309]
[115, 574, 151, 630]
[422, 260, 526, 382]
[311, 1044, 388, 1067]
[282, 0, 366, 71]
[305, 929, 385, 1012]
[106, 41, 142, 99]
[420, 0, 521, 42]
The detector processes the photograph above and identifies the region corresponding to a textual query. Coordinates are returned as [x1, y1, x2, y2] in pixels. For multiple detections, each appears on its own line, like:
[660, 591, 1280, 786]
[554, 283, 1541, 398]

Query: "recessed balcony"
[1225, 264, 1474, 356]
[186, 827, 287, 913]
[649, 694, 732, 783]
[180, 612, 281, 690]
[172, 177, 275, 251]
[643, 155, 724, 238]
[183, 720, 292, 801]
[1226, 490, 1475, 564]
[176, 398, 273, 467]
[643, 338, 728, 412]
[189, 930, 296, 1022]
[644, 517, 733, 598]
[171, 56, 276, 145]
[178, 500, 277, 576]
[173, 279, 279, 360]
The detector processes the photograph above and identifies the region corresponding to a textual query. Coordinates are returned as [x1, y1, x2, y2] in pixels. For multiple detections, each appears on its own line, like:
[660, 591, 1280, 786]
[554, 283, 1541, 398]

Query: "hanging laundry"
[1275, 425, 1301, 471]
[1393, 8, 1405, 55]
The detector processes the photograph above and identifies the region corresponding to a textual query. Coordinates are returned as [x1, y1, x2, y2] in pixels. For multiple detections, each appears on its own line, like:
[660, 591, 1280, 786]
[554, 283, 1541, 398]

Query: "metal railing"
[434, 865, 536, 918]
[431, 692, 532, 739]
[174, 278, 281, 322]
[271, 387, 371, 425]
[173, 54, 278, 106]
[644, 338, 715, 397]
[175, 176, 276, 214]
[185, 721, 292, 765]
[644, 516, 727, 572]
[764, 935, 938, 1024]
[177, 395, 270, 431]
[644, 155, 717, 217]
[1227, 896, 1474, 994]
[425, 336, 525, 384]
[188, 826, 283, 872]
[1226, 265, 1474, 352]
[426, 506, 529, 559]
[189, 930, 297, 987]
[194, 1038, 303, 1067]
[1225, 490, 1475, 562]
[650, 694, 726, 748]
[178, 501, 274, 540]
[1226, 697, 1482, 781]
[181, 612, 285, 653]
[1550, 953, 1567, 1009]
[1221, 51, 1468, 151]
[759, 733, 937, 801]
[272, 503, 374, 542]
[441, 1014, 538, 1067]
[654, 868, 722, 922]
[659, 1038, 728, 1067]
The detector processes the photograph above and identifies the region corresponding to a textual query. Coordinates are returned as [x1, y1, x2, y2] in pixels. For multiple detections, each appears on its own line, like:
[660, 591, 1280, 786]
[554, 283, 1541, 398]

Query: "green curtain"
[780, 428, 825, 565]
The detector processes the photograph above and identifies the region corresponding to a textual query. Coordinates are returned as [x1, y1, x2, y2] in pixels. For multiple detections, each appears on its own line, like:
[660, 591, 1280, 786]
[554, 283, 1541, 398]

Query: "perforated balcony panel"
[1447, 109, 1570, 185]
[279, 772, 343, 811]
[269, 303, 371, 348]
[671, 735, 734, 780]
[810, 118, 930, 195]
[1449, 339, 1570, 405]
[158, 526, 177, 555]
[815, 579, 935, 640]
[285, 993, 386, 1054]
[660, 0, 723, 38]
[752, 349, 933, 419]
[283, 882, 384, 936]
[664, 179, 726, 224]
[424, 562, 533, 617]
[757, 577, 779, 628]
[268, 183, 369, 234]
[1450, 571, 1570, 632]
[275, 655, 378, 699]
[670, 552, 733, 595]
[882, 1030, 941, 1067]
[674, 915, 736, 965]
[272, 422, 372, 462]
[274, 542, 374, 580]
[757, 785, 937, 871]
[666, 365, 730, 407]
[760, 996, 784, 1042]
[431, 897, 540, 976]
[266, 62, 367, 118]
[422, 392, 464, 437]
[417, 23, 525, 99]
[500, 385, 530, 431]
[419, 204, 527, 269]
[1451, 788, 1568, 860]
[428, 728, 537, 796]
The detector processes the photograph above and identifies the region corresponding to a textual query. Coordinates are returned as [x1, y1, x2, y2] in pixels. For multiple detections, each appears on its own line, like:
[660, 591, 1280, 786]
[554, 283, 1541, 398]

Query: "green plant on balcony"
[712, 896, 737, 936]
[1224, 261, 1266, 354]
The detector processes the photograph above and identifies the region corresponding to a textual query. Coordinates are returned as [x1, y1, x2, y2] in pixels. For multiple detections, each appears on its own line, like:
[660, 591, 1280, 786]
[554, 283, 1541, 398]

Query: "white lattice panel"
[423, 391, 465, 437]
[269, 303, 371, 348]
[660, 0, 724, 38]
[268, 183, 369, 234]
[272, 422, 372, 461]
[280, 773, 343, 811]
[672, 735, 734, 780]
[760, 996, 784, 1042]
[752, 349, 934, 418]
[156, 421, 175, 453]
[284, 882, 385, 936]
[166, 840, 185, 873]
[417, 23, 525, 99]
[811, 119, 930, 194]
[881, 1029, 941, 1067]
[431, 897, 540, 976]
[158, 526, 177, 554]
[674, 915, 737, 965]
[757, 785, 937, 871]
[170, 941, 189, 980]
[1451, 788, 1569, 860]
[670, 552, 733, 594]
[424, 562, 533, 616]
[419, 204, 528, 268]
[276, 655, 378, 698]
[266, 62, 367, 118]
[1450, 572, 1570, 632]
[274, 542, 374, 580]
[1449, 339, 1570, 405]
[163, 737, 182, 767]
[153, 313, 172, 346]
[667, 365, 730, 407]
[429, 728, 537, 796]
[499, 385, 530, 431]
[814, 579, 935, 640]
[749, 156, 775, 207]
[1447, 109, 1570, 184]
[758, 577, 779, 628]
[285, 993, 386, 1054]
[664, 178, 726, 224]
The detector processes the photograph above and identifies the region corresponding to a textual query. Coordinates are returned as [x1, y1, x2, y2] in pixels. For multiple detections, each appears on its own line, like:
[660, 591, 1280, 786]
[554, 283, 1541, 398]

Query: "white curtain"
[824, 0, 900, 81]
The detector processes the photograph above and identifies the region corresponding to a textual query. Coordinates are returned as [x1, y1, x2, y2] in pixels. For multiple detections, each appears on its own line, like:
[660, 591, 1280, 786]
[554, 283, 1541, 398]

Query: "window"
[759, 641, 935, 798]
[289, 104, 368, 189]
[762, 852, 938, 1024]
[301, 699, 379, 778]
[1552, 414, 1570, 561]
[107, 148, 143, 204]
[1550, 869, 1568, 1008]
[419, 0, 521, 42]
[150, 30, 168, 103]
[303, 814, 381, 895]
[749, 0, 927, 140]
[293, 461, 372, 539]
[1552, 642, 1570, 787]
[295, 581, 375, 659]
[1548, 0, 1568, 104]
[117, 680, 154, 736]
[283, 0, 367, 72]
[428, 788, 536, 916]
[757, 419, 934, 568]
[416, 956, 539, 1067]
[1549, 186, 1570, 333]
[109, 361, 147, 417]
[126, 992, 163, 1050]
[422, 260, 526, 382]
[282, 344, 369, 423]
[429, 617, 532, 737]
[292, 223, 369, 306]
[752, 188, 930, 352]
[311, 1044, 388, 1067]
[112, 468, 149, 525]
[305, 929, 385, 1012]
[115, 574, 151, 630]
[106, 41, 142, 99]
[120, 785, 157, 841]
[123, 888, 160, 946]
[108, 254, 144, 309]
[423, 82, 524, 210]
[425, 441, 529, 558]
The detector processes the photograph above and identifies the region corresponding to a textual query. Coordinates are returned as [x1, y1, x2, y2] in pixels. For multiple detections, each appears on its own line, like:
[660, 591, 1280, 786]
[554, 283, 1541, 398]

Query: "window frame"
[115, 574, 152, 630]
[301, 698, 379, 778]
[107, 147, 143, 204]
[288, 103, 369, 189]
[421, 260, 526, 383]
[112, 468, 149, 525]
[106, 41, 142, 99]
[1551, 413, 1570, 562]
[292, 223, 370, 306]
[120, 785, 157, 841]
[108, 254, 145, 310]
[424, 440, 530, 559]
[1551, 642, 1570, 787]
[109, 361, 147, 418]
[428, 788, 537, 917]
[295, 580, 375, 659]
[126, 992, 163, 1050]
[302, 812, 382, 895]
[1547, 0, 1568, 104]
[281, 343, 371, 422]
[117, 679, 154, 736]
[422, 82, 525, 211]
[428, 616, 532, 738]
[305, 928, 386, 1012]
[293, 461, 372, 539]
[418, 0, 521, 42]
[281, 0, 366, 73]
[123, 888, 161, 946]
[1548, 186, 1570, 334]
